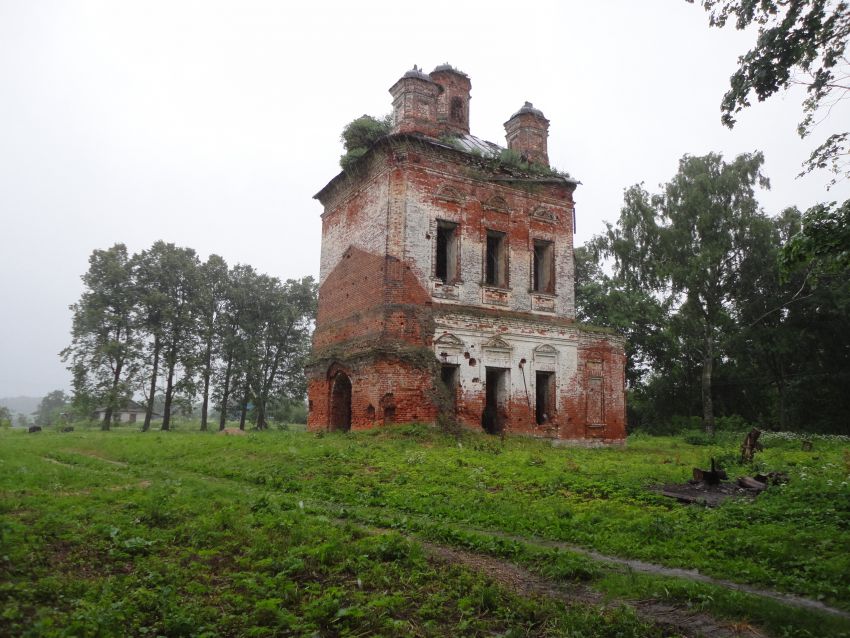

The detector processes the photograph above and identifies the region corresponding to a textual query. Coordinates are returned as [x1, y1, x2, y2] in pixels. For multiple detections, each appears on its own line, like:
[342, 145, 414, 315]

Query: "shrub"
[339, 114, 392, 171]
[682, 430, 715, 446]
[715, 414, 753, 432]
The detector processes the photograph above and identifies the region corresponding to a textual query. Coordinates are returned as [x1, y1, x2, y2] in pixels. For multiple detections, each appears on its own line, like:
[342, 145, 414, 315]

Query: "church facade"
[306, 64, 626, 443]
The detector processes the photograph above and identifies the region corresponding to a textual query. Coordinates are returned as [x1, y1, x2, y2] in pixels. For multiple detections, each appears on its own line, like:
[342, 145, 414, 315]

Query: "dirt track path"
[422, 542, 759, 638]
[312, 495, 850, 622]
[477, 527, 850, 620]
[56, 453, 847, 634]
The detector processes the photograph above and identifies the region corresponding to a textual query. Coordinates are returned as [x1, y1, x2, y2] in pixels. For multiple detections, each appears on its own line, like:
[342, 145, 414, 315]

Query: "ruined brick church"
[306, 64, 626, 442]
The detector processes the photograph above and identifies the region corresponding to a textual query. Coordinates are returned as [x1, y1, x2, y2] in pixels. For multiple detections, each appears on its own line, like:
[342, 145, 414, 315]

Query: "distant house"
[93, 400, 159, 424]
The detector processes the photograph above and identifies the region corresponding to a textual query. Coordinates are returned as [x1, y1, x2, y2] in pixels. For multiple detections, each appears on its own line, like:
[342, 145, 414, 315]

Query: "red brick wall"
[308, 134, 626, 443]
[575, 333, 627, 441]
[307, 359, 439, 432]
[430, 68, 472, 136]
[505, 111, 550, 166]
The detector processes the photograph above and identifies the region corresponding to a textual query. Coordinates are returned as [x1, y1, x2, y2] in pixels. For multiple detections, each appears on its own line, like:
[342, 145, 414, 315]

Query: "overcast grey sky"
[1, 1, 847, 398]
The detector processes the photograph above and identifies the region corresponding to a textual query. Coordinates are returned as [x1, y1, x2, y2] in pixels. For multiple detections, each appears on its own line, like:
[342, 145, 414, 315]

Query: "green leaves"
[64, 241, 317, 431]
[339, 114, 392, 171]
[694, 0, 850, 182]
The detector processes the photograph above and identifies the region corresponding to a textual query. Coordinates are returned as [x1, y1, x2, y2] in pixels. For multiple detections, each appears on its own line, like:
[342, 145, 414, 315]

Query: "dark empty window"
[535, 371, 554, 425]
[440, 364, 459, 413]
[436, 221, 458, 283]
[483, 367, 508, 434]
[485, 230, 507, 287]
[533, 240, 554, 293]
[450, 96, 465, 123]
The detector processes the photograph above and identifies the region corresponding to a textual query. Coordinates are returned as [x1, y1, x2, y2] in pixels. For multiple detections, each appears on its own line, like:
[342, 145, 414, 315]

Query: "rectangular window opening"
[533, 240, 554, 293]
[485, 230, 507, 287]
[535, 371, 554, 425]
[436, 222, 458, 283]
[440, 364, 459, 413]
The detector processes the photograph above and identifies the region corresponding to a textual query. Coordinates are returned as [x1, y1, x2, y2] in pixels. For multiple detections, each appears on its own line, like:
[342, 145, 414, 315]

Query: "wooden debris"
[755, 471, 788, 485]
[737, 476, 767, 492]
[658, 456, 790, 507]
[692, 458, 727, 485]
[657, 481, 754, 507]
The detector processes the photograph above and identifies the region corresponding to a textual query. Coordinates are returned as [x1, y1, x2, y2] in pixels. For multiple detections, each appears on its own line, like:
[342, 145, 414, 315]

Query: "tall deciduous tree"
[601, 153, 770, 434]
[196, 255, 229, 431]
[575, 243, 670, 389]
[62, 244, 138, 430]
[251, 276, 317, 429]
[133, 244, 168, 432]
[132, 242, 201, 431]
[34, 390, 69, 427]
[158, 245, 200, 430]
[215, 264, 256, 430]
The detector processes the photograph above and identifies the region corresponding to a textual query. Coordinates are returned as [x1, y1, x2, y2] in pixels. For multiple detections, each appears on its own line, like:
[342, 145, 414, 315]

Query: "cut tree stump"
[740, 428, 762, 463]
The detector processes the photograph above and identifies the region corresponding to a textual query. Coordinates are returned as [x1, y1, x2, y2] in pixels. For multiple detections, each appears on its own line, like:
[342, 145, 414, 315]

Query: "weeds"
[2, 427, 849, 637]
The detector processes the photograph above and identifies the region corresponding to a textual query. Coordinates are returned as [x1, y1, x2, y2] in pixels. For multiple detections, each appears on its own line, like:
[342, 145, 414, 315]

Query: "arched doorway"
[329, 372, 352, 432]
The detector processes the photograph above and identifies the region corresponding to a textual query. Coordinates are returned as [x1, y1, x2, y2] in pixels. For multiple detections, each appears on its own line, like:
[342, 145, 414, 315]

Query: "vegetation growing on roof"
[496, 149, 570, 179]
[339, 114, 392, 172]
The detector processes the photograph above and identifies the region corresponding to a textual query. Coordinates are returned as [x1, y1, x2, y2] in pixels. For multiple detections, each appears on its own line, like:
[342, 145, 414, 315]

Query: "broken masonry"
[306, 64, 626, 442]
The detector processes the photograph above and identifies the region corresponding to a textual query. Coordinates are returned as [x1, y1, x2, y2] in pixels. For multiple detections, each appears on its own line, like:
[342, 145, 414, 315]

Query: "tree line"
[577, 152, 849, 435]
[579, 0, 850, 435]
[62, 241, 317, 431]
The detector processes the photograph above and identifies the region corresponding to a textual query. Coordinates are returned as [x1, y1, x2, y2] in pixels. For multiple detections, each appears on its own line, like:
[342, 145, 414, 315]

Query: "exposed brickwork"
[308, 359, 438, 431]
[504, 103, 550, 167]
[430, 64, 472, 136]
[389, 69, 441, 138]
[307, 65, 626, 443]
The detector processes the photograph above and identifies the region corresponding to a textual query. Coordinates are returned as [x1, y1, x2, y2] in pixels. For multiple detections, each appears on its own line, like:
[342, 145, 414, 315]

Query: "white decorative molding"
[483, 195, 509, 214]
[531, 206, 558, 223]
[436, 185, 464, 203]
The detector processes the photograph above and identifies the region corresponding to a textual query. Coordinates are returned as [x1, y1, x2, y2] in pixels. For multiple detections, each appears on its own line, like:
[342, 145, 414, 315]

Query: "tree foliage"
[62, 245, 139, 430]
[603, 153, 770, 434]
[339, 114, 392, 171]
[781, 198, 850, 277]
[34, 390, 69, 427]
[692, 0, 850, 184]
[64, 242, 316, 430]
[583, 154, 850, 434]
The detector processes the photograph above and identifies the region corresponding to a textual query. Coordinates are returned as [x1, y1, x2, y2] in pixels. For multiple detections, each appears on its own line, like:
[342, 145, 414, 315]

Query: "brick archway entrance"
[329, 372, 352, 432]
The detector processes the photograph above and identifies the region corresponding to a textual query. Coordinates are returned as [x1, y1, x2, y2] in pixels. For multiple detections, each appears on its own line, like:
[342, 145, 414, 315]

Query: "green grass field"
[2, 425, 849, 637]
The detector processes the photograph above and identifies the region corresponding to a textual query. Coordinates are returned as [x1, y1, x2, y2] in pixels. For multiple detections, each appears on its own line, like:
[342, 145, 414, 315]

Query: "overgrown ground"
[2, 425, 849, 637]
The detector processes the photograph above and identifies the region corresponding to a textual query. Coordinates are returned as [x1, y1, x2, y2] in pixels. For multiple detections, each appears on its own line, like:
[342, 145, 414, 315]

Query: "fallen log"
[737, 476, 767, 492]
